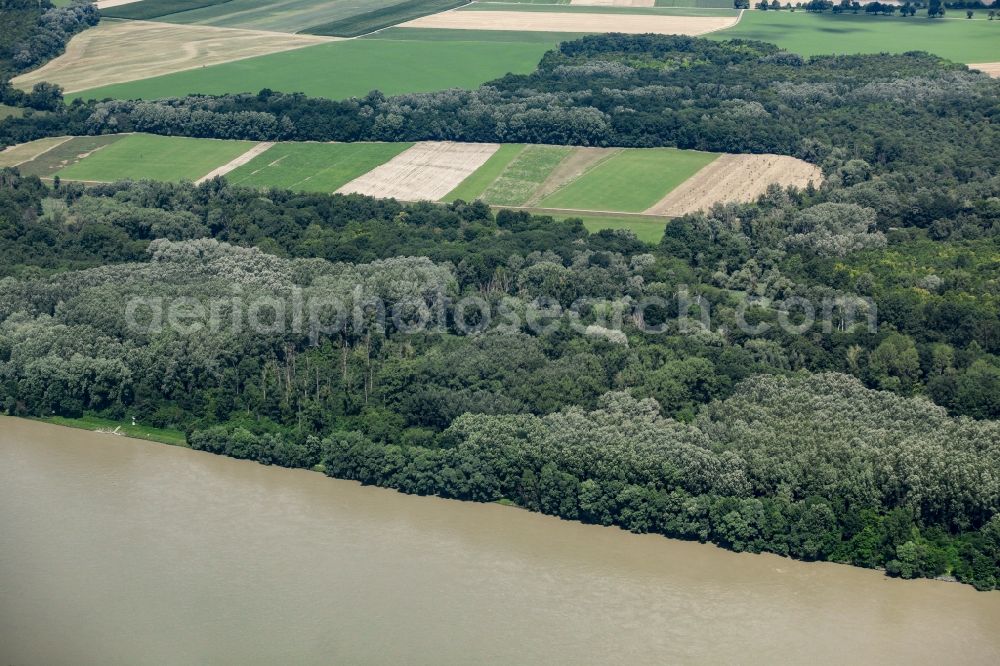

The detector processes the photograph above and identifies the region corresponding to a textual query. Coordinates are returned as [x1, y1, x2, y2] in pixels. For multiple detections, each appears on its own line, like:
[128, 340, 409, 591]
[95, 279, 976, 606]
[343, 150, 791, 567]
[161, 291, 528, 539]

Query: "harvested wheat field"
[12, 21, 335, 94]
[337, 142, 500, 201]
[969, 63, 1000, 78]
[645, 154, 822, 217]
[400, 11, 737, 34]
[0, 137, 72, 168]
[570, 0, 656, 7]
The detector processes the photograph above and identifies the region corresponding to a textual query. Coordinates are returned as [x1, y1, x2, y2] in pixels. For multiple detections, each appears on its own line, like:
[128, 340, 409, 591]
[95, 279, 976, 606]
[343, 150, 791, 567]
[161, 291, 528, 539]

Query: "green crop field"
[480, 145, 573, 206]
[144, 0, 404, 33]
[71, 36, 559, 102]
[225, 142, 413, 193]
[304, 0, 470, 37]
[444, 144, 526, 202]
[101, 0, 233, 21]
[55, 134, 254, 183]
[574, 214, 668, 244]
[539, 148, 718, 213]
[15, 135, 125, 178]
[713, 12, 1000, 64]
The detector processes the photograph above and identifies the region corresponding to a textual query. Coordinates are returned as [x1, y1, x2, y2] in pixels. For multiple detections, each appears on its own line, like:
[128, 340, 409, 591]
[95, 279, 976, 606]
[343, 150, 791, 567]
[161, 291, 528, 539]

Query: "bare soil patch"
[400, 10, 737, 34]
[525, 147, 621, 206]
[337, 141, 500, 201]
[12, 21, 335, 94]
[969, 63, 1000, 78]
[645, 153, 822, 216]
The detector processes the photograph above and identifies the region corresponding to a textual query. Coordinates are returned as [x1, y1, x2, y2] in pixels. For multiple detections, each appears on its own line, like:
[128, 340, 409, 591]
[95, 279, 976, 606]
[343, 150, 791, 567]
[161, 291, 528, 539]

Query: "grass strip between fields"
[303, 0, 470, 37]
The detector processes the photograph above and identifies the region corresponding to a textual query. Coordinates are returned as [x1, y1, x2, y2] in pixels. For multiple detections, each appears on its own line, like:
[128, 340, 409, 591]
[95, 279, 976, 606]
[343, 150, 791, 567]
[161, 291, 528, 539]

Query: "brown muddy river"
[1, 417, 998, 665]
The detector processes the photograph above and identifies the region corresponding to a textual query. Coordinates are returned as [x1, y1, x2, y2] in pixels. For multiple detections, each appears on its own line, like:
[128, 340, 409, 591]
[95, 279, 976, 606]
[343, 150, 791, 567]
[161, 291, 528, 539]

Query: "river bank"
[2, 416, 1000, 664]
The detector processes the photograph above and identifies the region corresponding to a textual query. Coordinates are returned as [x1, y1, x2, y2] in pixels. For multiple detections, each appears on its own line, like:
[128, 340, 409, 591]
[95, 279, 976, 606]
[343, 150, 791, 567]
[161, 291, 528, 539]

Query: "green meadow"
[225, 142, 413, 192]
[539, 148, 718, 213]
[55, 134, 254, 182]
[713, 12, 1000, 63]
[71, 36, 559, 102]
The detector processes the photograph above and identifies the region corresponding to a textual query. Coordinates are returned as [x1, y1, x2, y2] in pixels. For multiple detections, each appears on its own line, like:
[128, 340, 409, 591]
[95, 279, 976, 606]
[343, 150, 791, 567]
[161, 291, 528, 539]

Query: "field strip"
[570, 0, 655, 6]
[969, 63, 1000, 78]
[96, 0, 144, 8]
[196, 142, 275, 184]
[644, 153, 822, 216]
[525, 147, 621, 206]
[337, 141, 500, 201]
[12, 21, 337, 94]
[0, 136, 73, 168]
[400, 10, 738, 33]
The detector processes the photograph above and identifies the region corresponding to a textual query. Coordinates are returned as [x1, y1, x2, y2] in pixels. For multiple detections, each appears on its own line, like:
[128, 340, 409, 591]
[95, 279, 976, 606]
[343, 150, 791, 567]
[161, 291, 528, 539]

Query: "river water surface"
[2, 417, 999, 665]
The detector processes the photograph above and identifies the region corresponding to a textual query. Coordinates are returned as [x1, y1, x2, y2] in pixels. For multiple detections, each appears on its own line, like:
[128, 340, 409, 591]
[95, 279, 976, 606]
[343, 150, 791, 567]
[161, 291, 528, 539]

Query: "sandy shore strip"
[337, 142, 501, 201]
[12, 21, 336, 94]
[400, 11, 738, 34]
[645, 153, 822, 217]
[196, 142, 276, 184]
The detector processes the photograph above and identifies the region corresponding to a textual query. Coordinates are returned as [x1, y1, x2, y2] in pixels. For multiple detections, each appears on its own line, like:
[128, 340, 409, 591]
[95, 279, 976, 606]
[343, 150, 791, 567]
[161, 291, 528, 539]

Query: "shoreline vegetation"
[12, 415, 970, 589]
[34, 414, 188, 447]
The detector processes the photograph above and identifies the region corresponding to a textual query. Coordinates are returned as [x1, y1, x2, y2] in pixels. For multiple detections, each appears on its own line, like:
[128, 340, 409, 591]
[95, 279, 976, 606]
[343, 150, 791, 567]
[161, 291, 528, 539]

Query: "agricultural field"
[99, 0, 232, 19]
[303, 0, 470, 37]
[13, 20, 333, 94]
[225, 142, 414, 193]
[646, 153, 822, 216]
[30, 135, 821, 225]
[68, 32, 558, 102]
[54, 134, 255, 183]
[111, 0, 407, 33]
[477, 145, 574, 206]
[712, 12, 1000, 64]
[12, 135, 125, 178]
[337, 142, 501, 201]
[401, 8, 739, 33]
[460, 3, 740, 15]
[443, 144, 526, 202]
[0, 136, 71, 168]
[538, 148, 719, 213]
